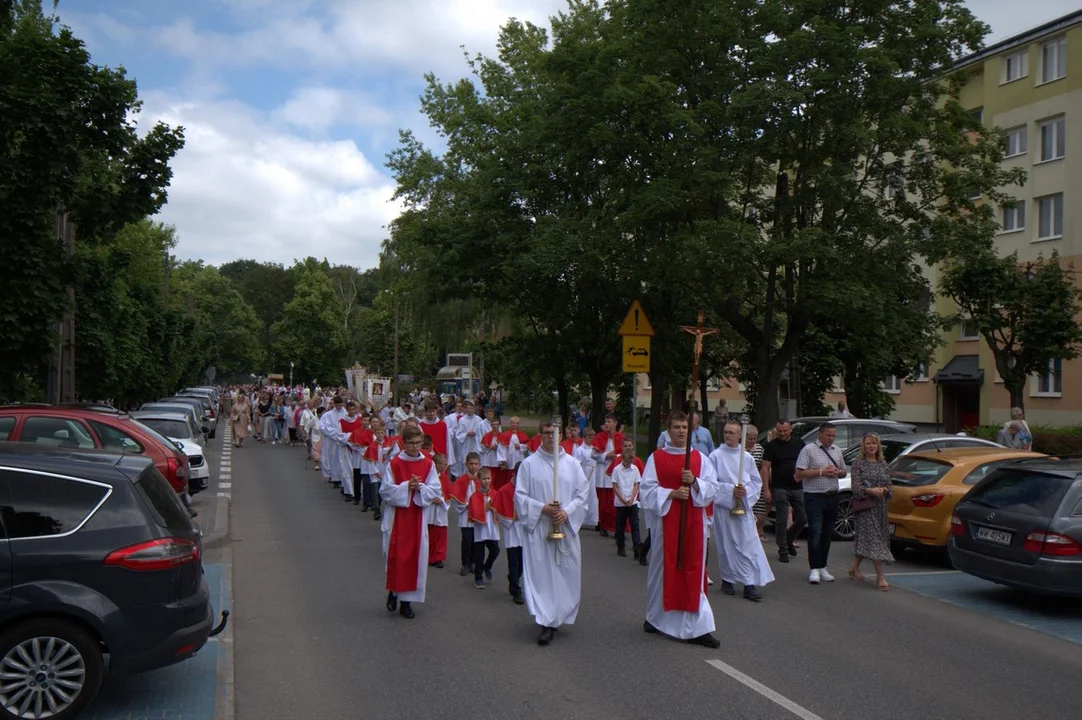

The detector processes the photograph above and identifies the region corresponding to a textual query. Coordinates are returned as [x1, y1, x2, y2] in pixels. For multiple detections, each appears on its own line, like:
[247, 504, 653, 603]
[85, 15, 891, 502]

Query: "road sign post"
[618, 300, 655, 449]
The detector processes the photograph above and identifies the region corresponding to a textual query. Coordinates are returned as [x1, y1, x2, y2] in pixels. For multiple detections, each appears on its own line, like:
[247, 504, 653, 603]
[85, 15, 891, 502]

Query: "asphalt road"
[227, 438, 1082, 720]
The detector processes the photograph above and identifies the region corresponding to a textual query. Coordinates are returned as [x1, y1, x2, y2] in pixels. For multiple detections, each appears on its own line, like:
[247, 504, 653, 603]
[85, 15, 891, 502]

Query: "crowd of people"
[218, 382, 905, 648]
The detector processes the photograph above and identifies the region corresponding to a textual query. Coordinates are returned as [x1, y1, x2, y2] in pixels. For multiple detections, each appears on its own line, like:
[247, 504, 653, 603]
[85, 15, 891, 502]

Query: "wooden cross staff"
[675, 311, 719, 569]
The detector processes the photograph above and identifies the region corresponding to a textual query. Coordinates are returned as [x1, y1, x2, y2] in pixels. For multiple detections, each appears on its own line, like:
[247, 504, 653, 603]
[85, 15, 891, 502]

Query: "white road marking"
[219, 483, 232, 489]
[706, 660, 823, 720]
[219, 473, 231, 480]
[218, 492, 231, 498]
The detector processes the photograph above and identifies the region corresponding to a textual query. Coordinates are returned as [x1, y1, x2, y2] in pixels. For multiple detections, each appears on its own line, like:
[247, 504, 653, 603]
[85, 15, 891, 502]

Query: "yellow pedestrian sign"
[618, 300, 655, 336]
[623, 336, 651, 373]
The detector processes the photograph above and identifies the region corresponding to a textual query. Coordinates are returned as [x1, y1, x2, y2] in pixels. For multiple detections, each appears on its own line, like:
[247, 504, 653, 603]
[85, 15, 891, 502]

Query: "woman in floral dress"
[849, 433, 894, 591]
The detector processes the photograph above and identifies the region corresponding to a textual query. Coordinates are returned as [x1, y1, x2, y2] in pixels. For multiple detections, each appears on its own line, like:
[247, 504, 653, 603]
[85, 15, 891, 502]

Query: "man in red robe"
[419, 400, 456, 469]
[639, 411, 721, 648]
[381, 425, 443, 619]
[590, 414, 624, 536]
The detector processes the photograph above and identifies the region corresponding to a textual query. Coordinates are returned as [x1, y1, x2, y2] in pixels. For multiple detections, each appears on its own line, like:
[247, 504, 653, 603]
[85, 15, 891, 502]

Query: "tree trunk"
[1006, 381, 1026, 415]
[555, 374, 569, 429]
[752, 351, 788, 428]
[589, 368, 608, 431]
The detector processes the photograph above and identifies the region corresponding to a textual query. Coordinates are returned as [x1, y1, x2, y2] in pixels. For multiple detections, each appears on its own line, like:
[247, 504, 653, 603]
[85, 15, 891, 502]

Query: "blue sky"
[59, 0, 1082, 269]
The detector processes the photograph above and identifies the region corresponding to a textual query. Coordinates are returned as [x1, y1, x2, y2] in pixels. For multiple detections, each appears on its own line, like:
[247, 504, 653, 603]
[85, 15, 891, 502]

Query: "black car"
[0, 444, 215, 719]
[949, 457, 1082, 597]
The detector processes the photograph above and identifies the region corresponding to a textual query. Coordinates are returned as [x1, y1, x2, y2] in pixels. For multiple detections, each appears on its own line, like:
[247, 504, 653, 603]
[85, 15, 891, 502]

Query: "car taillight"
[912, 493, 945, 508]
[104, 538, 200, 571]
[950, 514, 964, 536]
[1022, 532, 1082, 556]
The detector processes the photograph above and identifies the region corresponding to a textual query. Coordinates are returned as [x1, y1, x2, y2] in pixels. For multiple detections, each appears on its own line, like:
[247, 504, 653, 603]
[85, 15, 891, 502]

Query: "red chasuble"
[448, 474, 475, 505]
[527, 434, 542, 452]
[651, 448, 705, 613]
[481, 429, 500, 451]
[467, 486, 493, 525]
[591, 430, 626, 456]
[496, 430, 530, 448]
[437, 470, 452, 503]
[385, 453, 433, 593]
[490, 481, 516, 521]
[559, 438, 582, 455]
[419, 419, 450, 456]
[362, 436, 394, 463]
[340, 416, 364, 444]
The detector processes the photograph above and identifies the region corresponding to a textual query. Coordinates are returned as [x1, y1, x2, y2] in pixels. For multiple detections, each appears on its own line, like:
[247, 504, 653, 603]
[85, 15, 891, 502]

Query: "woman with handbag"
[849, 432, 894, 591]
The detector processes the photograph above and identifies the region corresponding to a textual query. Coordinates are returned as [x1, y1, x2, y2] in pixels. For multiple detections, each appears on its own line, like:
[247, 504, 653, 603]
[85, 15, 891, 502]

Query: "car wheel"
[0, 619, 103, 720]
[832, 493, 856, 541]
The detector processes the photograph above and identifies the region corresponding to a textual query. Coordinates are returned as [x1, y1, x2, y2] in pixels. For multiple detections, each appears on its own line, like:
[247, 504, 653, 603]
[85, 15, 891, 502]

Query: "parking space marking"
[889, 571, 1082, 646]
[706, 659, 823, 720]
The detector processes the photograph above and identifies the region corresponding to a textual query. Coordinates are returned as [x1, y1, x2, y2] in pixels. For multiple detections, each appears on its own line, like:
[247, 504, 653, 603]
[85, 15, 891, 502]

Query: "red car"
[0, 405, 190, 493]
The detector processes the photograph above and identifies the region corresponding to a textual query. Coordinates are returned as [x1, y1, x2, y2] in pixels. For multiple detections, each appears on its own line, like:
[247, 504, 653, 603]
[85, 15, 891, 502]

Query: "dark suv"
[0, 444, 214, 719]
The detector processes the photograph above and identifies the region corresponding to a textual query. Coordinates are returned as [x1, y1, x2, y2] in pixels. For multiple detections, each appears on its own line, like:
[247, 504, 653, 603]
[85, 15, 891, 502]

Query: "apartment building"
[632, 11, 1082, 431]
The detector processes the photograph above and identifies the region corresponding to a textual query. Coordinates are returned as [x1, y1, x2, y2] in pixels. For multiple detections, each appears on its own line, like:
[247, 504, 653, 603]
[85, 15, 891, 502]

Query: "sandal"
[877, 577, 890, 591]
[848, 568, 866, 582]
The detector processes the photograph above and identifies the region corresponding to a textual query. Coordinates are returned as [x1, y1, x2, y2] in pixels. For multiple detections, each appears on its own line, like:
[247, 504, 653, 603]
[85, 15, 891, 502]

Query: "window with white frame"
[1001, 201, 1025, 232]
[1002, 50, 1028, 84]
[1032, 358, 1063, 396]
[1039, 116, 1065, 162]
[706, 376, 721, 391]
[1040, 37, 1067, 84]
[1037, 193, 1064, 240]
[914, 363, 928, 382]
[960, 317, 980, 340]
[885, 375, 902, 394]
[1004, 125, 1027, 157]
[831, 375, 845, 392]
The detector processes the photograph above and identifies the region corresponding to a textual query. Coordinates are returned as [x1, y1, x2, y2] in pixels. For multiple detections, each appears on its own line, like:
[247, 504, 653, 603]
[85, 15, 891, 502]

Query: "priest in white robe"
[709, 422, 775, 601]
[454, 401, 485, 461]
[380, 425, 442, 619]
[641, 411, 721, 648]
[514, 421, 590, 646]
[318, 396, 352, 490]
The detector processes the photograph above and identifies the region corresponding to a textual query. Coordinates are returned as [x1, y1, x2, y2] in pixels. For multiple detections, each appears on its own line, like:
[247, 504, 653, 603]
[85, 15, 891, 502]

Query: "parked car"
[130, 412, 210, 494]
[166, 396, 217, 439]
[0, 406, 191, 495]
[949, 457, 1082, 597]
[0, 444, 215, 719]
[887, 447, 1041, 553]
[842, 433, 1003, 466]
[789, 416, 917, 450]
[140, 402, 208, 436]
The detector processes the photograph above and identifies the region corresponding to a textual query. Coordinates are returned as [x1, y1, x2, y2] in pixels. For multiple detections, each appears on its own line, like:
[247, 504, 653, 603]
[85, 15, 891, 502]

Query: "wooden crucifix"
[674, 311, 719, 569]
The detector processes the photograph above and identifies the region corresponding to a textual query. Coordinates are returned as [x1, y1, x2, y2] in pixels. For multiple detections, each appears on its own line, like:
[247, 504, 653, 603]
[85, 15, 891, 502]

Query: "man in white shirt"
[611, 440, 643, 560]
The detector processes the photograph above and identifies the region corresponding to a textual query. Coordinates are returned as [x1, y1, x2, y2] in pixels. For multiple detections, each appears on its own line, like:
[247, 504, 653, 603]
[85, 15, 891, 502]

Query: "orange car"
[887, 447, 1042, 550]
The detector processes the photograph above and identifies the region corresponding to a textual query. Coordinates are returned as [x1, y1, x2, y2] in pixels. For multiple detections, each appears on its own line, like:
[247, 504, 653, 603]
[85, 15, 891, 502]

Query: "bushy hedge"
[966, 424, 1082, 455]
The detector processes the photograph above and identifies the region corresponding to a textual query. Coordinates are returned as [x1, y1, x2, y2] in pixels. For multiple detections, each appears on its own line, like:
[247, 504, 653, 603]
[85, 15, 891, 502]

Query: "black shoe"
[474, 579, 485, 589]
[744, 585, 763, 602]
[639, 554, 648, 566]
[788, 544, 799, 557]
[459, 565, 469, 576]
[617, 548, 627, 557]
[777, 552, 790, 563]
[688, 633, 721, 649]
[361, 504, 370, 512]
[537, 627, 555, 646]
[722, 581, 736, 596]
[633, 547, 642, 560]
[344, 494, 353, 502]
[373, 511, 382, 521]
[386, 592, 398, 612]
[513, 593, 525, 605]
[353, 498, 360, 506]
[399, 602, 415, 619]
[600, 530, 609, 537]
[188, 509, 198, 518]
[435, 561, 444, 569]
[485, 569, 493, 582]
[643, 620, 659, 634]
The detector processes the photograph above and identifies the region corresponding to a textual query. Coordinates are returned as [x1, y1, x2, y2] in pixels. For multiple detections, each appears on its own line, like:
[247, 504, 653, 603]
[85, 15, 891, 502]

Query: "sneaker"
[484, 569, 493, 582]
[819, 569, 836, 583]
[474, 580, 486, 590]
[617, 548, 627, 557]
[459, 566, 469, 576]
[512, 593, 525, 605]
[777, 552, 789, 563]
[707, 576, 714, 586]
[808, 569, 821, 584]
[788, 544, 799, 557]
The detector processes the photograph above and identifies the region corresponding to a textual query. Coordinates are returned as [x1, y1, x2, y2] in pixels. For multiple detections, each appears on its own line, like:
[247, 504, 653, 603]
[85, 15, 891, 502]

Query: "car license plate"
[888, 524, 895, 536]
[975, 526, 1012, 546]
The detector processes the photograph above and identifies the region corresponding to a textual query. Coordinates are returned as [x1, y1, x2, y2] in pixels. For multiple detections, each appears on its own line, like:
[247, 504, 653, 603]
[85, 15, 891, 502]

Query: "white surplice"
[709, 444, 775, 587]
[514, 447, 590, 628]
[574, 443, 599, 526]
[379, 453, 442, 603]
[319, 407, 352, 487]
[641, 445, 720, 640]
[454, 412, 485, 459]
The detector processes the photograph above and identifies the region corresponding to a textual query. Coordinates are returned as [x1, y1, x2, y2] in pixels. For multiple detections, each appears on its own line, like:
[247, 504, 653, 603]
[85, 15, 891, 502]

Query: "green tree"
[941, 250, 1082, 412]
[270, 267, 348, 385]
[219, 259, 297, 359]
[0, 0, 183, 400]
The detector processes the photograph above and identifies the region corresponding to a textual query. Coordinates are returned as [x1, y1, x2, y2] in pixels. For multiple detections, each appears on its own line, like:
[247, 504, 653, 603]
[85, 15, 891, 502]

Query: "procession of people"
[216, 378, 875, 649]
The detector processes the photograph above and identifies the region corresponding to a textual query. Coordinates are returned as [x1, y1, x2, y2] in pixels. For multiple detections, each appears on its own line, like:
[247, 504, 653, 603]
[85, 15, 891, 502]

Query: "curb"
[215, 426, 235, 720]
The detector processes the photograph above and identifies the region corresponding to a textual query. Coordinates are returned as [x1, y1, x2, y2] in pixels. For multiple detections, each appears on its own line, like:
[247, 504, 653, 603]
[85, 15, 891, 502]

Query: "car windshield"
[130, 420, 183, 453]
[791, 422, 822, 440]
[889, 456, 953, 486]
[964, 470, 1076, 518]
[140, 419, 191, 439]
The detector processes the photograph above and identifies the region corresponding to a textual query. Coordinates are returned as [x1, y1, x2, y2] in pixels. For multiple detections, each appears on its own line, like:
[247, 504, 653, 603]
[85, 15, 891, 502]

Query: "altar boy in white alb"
[709, 421, 775, 602]
[514, 421, 590, 647]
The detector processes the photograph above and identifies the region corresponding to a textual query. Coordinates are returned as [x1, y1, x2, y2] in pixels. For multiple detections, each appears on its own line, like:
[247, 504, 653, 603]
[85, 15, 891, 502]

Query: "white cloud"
[273, 86, 394, 131]
[137, 92, 400, 269]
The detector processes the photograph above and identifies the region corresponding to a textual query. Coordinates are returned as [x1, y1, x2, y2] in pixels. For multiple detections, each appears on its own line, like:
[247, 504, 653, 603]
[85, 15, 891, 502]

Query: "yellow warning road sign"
[623, 336, 651, 373]
[618, 300, 655, 336]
